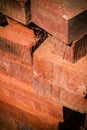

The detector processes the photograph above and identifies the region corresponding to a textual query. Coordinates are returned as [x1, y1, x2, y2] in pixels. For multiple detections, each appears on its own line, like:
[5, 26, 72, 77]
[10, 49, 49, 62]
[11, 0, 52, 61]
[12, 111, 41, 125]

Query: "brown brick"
[0, 0, 31, 24]
[31, 0, 87, 44]
[0, 72, 63, 125]
[33, 74, 52, 98]
[0, 50, 32, 84]
[33, 37, 87, 98]
[0, 18, 37, 66]
[52, 35, 87, 63]
[59, 87, 87, 113]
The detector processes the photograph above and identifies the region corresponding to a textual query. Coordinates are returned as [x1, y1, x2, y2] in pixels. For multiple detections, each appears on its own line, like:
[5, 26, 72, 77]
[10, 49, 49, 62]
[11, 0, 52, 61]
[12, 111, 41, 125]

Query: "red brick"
[33, 37, 54, 80]
[33, 37, 87, 98]
[52, 35, 87, 63]
[31, 0, 87, 44]
[0, 50, 32, 84]
[59, 87, 87, 113]
[33, 74, 52, 98]
[0, 18, 37, 66]
[0, 101, 59, 130]
[0, 0, 31, 24]
[0, 72, 63, 125]
[52, 84, 60, 103]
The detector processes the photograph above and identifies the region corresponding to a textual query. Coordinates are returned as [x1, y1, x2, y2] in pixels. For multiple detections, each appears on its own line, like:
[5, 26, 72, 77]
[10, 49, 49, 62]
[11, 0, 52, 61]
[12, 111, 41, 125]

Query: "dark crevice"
[28, 22, 48, 57]
[25, 0, 31, 24]
[59, 107, 85, 130]
[0, 13, 8, 27]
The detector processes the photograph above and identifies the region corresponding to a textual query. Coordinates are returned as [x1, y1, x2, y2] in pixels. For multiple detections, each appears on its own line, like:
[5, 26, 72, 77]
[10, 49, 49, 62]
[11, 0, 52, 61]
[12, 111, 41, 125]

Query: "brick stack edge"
[0, 0, 87, 130]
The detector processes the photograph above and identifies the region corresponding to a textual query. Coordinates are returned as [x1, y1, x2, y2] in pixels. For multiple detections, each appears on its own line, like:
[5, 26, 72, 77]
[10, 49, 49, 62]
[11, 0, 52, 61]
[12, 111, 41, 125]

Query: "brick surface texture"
[33, 36, 87, 113]
[0, 0, 31, 25]
[0, 0, 87, 129]
[31, 0, 87, 44]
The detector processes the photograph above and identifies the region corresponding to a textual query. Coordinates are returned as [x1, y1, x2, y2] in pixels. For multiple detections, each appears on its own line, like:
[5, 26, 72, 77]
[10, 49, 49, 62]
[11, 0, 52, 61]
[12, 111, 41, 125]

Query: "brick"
[0, 72, 63, 126]
[52, 35, 87, 63]
[0, 18, 37, 66]
[31, 0, 87, 44]
[59, 87, 87, 113]
[33, 73, 60, 103]
[33, 37, 87, 98]
[33, 74, 52, 98]
[0, 101, 59, 130]
[52, 84, 60, 103]
[33, 37, 54, 80]
[0, 0, 31, 24]
[0, 50, 32, 84]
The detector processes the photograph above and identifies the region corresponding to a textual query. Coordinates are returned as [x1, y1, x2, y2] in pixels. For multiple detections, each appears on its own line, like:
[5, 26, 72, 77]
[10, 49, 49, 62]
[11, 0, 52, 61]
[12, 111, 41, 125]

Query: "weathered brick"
[0, 50, 32, 84]
[34, 37, 87, 98]
[0, 101, 59, 130]
[0, 72, 63, 126]
[33, 37, 54, 81]
[59, 87, 87, 113]
[33, 73, 52, 98]
[52, 35, 87, 63]
[31, 0, 87, 44]
[0, 18, 37, 66]
[0, 0, 31, 24]
[52, 84, 60, 103]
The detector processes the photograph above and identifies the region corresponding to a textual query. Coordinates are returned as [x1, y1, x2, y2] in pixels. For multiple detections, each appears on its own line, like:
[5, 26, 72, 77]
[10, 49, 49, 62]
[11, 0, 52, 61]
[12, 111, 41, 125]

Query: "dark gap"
[84, 93, 87, 99]
[59, 107, 85, 130]
[25, 0, 31, 24]
[28, 22, 48, 57]
[0, 13, 8, 27]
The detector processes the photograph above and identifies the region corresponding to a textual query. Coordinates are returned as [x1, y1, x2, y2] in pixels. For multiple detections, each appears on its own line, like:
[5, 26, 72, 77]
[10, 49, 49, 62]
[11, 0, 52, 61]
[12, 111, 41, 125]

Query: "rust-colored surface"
[0, 50, 32, 84]
[0, 100, 59, 130]
[52, 35, 87, 63]
[0, 71, 63, 126]
[0, 13, 7, 25]
[31, 0, 87, 44]
[0, 18, 36, 66]
[0, 0, 31, 24]
[0, 1, 87, 129]
[33, 37, 87, 113]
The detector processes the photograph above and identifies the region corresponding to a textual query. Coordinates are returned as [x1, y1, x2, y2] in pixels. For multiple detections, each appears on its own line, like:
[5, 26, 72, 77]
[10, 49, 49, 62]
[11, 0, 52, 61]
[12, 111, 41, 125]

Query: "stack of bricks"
[0, 0, 87, 129]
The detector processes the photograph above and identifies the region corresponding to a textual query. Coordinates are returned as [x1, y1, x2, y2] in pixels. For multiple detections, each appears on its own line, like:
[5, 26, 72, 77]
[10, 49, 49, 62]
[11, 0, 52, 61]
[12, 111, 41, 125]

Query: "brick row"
[33, 36, 87, 113]
[0, 18, 38, 66]
[0, 71, 63, 126]
[0, 0, 31, 25]
[31, 0, 87, 44]
[0, 50, 32, 84]
[0, 100, 60, 130]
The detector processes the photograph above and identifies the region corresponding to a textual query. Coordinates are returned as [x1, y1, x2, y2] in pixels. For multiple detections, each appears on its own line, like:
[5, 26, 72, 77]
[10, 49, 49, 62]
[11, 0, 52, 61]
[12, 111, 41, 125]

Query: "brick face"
[0, 72, 63, 126]
[51, 35, 87, 63]
[0, 0, 31, 24]
[33, 36, 87, 99]
[59, 87, 87, 113]
[31, 0, 87, 44]
[0, 18, 37, 66]
[0, 50, 32, 84]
